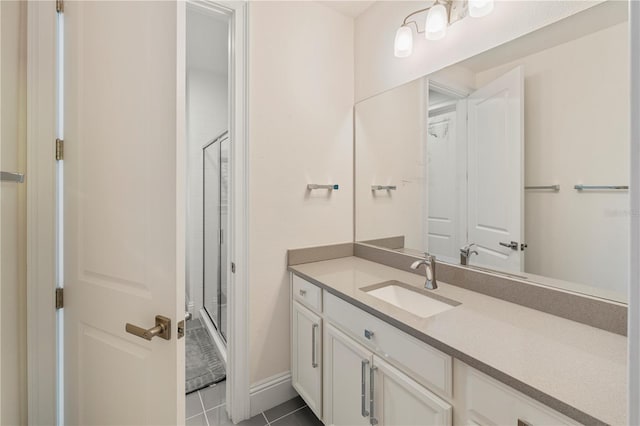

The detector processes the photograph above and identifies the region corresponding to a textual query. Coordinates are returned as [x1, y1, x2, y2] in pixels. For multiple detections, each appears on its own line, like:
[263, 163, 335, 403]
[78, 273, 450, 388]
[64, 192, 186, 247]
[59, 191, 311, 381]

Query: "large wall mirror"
[355, 2, 629, 303]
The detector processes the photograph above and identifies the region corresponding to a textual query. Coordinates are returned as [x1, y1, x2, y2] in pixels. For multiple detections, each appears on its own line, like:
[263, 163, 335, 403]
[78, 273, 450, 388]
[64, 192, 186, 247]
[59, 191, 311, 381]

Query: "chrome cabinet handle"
[361, 360, 370, 418]
[364, 329, 374, 340]
[299, 289, 307, 297]
[369, 365, 378, 425]
[311, 323, 319, 368]
[125, 315, 171, 341]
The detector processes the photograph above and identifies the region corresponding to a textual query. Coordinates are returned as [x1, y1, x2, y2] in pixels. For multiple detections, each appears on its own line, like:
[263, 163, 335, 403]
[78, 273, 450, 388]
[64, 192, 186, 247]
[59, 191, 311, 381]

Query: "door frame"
[423, 79, 469, 262]
[629, 3, 640, 424]
[26, 0, 251, 424]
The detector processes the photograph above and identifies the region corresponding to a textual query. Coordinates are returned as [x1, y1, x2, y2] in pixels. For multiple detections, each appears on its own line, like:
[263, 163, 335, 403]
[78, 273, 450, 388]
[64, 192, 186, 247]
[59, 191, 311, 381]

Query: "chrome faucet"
[411, 253, 437, 290]
[460, 243, 479, 266]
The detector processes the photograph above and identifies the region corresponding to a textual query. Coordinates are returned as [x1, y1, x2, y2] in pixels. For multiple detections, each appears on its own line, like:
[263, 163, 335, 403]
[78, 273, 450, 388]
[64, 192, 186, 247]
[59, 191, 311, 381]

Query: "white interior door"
[63, 2, 184, 424]
[427, 110, 460, 261]
[467, 66, 524, 272]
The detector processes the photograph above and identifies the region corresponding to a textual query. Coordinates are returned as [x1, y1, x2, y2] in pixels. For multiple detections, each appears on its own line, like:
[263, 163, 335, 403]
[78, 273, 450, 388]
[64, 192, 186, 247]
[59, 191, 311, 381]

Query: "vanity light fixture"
[394, 0, 494, 58]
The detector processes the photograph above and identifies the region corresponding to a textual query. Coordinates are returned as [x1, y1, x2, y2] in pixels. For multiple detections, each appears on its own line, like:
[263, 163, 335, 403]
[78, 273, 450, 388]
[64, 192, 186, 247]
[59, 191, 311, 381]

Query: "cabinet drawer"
[464, 364, 578, 426]
[292, 274, 322, 313]
[325, 292, 452, 398]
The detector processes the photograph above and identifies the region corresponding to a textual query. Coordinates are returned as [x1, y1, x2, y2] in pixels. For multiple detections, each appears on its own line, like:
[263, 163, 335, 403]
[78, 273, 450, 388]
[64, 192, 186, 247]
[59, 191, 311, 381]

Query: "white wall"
[355, 79, 426, 249]
[0, 1, 27, 424]
[186, 10, 228, 317]
[248, 2, 354, 384]
[354, 1, 603, 102]
[475, 22, 629, 297]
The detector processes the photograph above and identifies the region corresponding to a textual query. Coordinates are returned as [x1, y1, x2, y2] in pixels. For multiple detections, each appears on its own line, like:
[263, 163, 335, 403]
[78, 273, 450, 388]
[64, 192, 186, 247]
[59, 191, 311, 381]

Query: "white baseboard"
[249, 372, 298, 417]
[199, 308, 228, 368]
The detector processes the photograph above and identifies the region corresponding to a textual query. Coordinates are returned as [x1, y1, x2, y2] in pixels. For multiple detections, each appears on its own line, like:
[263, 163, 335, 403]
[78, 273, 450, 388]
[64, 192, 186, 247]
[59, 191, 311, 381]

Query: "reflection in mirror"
[355, 2, 629, 302]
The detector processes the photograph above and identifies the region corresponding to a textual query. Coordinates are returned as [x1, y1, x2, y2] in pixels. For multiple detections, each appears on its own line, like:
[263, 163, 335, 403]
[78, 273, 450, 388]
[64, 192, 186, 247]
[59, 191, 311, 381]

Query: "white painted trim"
[26, 2, 57, 424]
[199, 307, 228, 367]
[222, 1, 251, 423]
[186, 0, 252, 423]
[629, 3, 639, 425]
[249, 372, 298, 417]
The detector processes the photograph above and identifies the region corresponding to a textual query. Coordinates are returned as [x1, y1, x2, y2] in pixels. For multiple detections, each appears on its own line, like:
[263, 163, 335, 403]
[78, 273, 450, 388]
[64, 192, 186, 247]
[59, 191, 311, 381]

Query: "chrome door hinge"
[56, 0, 64, 13]
[55, 138, 64, 161]
[55, 288, 64, 310]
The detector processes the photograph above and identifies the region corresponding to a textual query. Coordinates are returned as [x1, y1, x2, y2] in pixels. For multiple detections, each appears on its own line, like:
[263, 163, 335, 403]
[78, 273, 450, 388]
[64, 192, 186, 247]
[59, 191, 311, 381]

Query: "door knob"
[126, 315, 171, 341]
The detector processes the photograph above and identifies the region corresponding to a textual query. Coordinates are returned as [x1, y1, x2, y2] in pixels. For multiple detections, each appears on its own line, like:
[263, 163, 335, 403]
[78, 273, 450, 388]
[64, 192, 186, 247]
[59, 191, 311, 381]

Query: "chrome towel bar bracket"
[574, 184, 628, 191]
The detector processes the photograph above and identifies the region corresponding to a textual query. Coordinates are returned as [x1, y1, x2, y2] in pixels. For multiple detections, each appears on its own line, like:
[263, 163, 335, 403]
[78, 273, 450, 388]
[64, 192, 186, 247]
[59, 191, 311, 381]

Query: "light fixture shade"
[425, 4, 448, 40]
[394, 26, 413, 58]
[469, 0, 494, 18]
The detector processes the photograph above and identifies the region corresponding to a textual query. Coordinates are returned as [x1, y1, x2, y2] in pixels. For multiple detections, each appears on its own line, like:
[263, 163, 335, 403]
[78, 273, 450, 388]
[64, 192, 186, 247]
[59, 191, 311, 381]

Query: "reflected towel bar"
[525, 185, 559, 191]
[574, 185, 628, 191]
[307, 184, 339, 190]
[0, 172, 24, 183]
[371, 185, 397, 191]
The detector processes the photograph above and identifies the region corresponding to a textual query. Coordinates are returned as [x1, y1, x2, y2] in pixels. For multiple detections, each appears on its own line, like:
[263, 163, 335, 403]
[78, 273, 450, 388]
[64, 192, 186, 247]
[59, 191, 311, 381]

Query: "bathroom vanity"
[289, 3, 629, 425]
[288, 253, 625, 426]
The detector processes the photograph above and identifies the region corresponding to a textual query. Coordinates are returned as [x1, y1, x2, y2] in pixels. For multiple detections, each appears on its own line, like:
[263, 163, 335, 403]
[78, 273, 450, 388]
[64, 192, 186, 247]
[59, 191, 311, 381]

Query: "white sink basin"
[365, 282, 457, 318]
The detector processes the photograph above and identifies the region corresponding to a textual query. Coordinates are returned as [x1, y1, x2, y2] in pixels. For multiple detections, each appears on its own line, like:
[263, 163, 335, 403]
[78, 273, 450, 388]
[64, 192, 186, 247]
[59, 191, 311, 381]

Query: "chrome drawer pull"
[361, 360, 370, 417]
[364, 329, 374, 340]
[311, 323, 319, 368]
[299, 289, 307, 297]
[370, 365, 378, 425]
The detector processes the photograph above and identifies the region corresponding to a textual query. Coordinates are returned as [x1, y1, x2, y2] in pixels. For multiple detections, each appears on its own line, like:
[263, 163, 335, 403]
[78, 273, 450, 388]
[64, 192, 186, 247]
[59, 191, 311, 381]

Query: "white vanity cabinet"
[456, 361, 579, 426]
[291, 276, 323, 418]
[290, 273, 582, 426]
[323, 324, 452, 426]
[324, 324, 372, 426]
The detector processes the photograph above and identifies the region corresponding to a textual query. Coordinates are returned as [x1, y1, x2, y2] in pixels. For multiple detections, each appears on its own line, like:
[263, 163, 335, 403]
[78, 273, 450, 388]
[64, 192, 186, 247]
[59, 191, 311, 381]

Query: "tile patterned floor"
[186, 382, 322, 426]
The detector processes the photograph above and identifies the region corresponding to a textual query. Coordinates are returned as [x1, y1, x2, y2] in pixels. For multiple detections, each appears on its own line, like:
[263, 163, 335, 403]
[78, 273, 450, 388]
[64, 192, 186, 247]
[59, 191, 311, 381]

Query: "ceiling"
[319, 1, 376, 18]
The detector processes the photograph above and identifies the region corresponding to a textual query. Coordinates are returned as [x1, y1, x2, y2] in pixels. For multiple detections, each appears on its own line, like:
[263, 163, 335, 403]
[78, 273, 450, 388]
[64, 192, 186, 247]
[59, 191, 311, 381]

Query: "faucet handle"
[461, 243, 477, 254]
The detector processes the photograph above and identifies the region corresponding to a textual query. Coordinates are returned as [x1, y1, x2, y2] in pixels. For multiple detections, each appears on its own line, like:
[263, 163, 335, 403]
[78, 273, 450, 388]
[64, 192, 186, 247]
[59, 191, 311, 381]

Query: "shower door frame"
[202, 131, 230, 342]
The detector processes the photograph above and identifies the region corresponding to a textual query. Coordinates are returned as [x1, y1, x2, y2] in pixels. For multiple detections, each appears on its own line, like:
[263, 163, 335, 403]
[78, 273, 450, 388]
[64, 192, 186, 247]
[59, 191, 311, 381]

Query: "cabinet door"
[373, 356, 452, 426]
[292, 302, 322, 418]
[324, 324, 372, 426]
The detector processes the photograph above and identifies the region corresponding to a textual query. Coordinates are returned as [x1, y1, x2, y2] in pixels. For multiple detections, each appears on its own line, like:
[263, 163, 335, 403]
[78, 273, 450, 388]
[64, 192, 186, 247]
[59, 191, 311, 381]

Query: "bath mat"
[186, 319, 226, 394]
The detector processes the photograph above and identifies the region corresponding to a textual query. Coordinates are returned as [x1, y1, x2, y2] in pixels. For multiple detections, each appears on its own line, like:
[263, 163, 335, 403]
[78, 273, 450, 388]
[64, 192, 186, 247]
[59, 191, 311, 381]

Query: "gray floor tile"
[200, 382, 226, 410]
[186, 392, 204, 418]
[237, 413, 269, 426]
[205, 405, 232, 426]
[186, 413, 208, 426]
[270, 407, 322, 426]
[264, 396, 306, 422]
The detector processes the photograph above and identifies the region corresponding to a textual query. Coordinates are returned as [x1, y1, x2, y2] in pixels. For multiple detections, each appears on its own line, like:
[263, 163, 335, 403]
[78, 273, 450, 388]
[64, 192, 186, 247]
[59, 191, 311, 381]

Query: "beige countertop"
[289, 256, 627, 426]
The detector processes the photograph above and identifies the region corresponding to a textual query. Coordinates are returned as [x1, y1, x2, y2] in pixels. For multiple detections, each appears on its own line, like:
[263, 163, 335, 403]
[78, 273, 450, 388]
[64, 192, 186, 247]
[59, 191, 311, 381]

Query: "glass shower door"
[203, 132, 229, 341]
